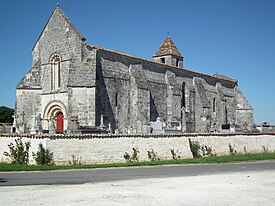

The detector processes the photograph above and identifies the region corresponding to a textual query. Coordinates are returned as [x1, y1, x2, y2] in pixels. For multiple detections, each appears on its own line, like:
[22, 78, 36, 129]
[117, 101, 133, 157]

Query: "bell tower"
[153, 35, 184, 67]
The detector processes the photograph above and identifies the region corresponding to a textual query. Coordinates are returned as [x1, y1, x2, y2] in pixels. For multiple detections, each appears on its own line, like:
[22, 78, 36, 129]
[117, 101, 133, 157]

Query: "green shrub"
[147, 149, 160, 161]
[123, 148, 139, 162]
[262, 146, 268, 153]
[7, 138, 31, 164]
[229, 144, 237, 155]
[170, 149, 180, 160]
[33, 143, 54, 165]
[123, 152, 131, 162]
[68, 154, 81, 165]
[189, 139, 201, 158]
[201, 145, 214, 157]
[0, 106, 13, 123]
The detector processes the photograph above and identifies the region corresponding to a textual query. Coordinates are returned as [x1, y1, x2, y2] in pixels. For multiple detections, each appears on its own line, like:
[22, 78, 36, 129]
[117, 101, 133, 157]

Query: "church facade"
[15, 6, 253, 134]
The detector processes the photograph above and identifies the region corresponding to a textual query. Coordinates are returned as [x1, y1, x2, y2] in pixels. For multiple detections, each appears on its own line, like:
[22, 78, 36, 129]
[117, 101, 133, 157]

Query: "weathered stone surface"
[0, 123, 12, 133]
[0, 134, 275, 164]
[15, 6, 253, 134]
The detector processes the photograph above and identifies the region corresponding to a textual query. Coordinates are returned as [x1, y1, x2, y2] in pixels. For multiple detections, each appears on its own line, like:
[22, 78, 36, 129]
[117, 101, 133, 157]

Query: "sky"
[0, 0, 274, 124]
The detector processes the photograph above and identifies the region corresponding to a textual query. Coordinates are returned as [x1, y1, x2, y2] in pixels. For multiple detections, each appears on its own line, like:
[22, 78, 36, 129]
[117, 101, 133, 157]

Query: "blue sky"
[0, 0, 274, 124]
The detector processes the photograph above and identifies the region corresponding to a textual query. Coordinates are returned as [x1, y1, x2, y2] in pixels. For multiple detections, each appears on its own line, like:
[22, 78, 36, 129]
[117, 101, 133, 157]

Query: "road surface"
[0, 161, 275, 205]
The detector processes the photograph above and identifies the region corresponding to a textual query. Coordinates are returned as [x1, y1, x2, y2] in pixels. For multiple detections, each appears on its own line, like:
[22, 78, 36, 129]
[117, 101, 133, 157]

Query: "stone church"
[15, 6, 253, 134]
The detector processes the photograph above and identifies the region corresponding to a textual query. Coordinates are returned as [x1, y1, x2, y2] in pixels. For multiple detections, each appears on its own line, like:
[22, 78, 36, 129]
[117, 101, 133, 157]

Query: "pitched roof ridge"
[86, 44, 237, 84]
[55, 6, 85, 41]
[32, 5, 85, 51]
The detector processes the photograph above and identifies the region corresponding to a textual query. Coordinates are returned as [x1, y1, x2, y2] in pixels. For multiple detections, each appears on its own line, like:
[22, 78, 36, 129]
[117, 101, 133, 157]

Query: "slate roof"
[153, 36, 183, 58]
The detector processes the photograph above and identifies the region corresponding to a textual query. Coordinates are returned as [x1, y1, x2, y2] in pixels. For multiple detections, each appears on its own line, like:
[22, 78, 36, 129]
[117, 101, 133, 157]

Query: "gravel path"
[1, 170, 275, 206]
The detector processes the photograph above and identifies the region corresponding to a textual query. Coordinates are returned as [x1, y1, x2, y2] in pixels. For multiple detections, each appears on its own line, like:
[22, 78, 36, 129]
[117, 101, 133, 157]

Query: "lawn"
[1, 152, 275, 172]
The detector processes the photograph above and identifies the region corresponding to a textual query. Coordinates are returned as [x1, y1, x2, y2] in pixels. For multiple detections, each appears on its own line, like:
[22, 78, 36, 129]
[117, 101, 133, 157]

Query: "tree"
[0, 106, 14, 123]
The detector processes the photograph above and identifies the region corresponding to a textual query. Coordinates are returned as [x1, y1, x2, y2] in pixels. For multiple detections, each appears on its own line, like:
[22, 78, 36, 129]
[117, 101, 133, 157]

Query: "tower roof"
[153, 36, 183, 58]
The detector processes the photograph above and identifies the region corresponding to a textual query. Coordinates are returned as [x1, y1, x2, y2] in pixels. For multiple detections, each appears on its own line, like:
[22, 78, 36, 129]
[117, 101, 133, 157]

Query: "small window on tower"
[161, 58, 165, 63]
[213, 98, 216, 112]
[176, 59, 179, 67]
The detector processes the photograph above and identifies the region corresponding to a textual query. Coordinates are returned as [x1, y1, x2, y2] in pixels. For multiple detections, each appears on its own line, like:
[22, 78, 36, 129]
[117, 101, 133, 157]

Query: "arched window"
[50, 54, 61, 91]
[213, 98, 216, 112]
[225, 99, 228, 124]
[181, 82, 186, 108]
[115, 92, 118, 107]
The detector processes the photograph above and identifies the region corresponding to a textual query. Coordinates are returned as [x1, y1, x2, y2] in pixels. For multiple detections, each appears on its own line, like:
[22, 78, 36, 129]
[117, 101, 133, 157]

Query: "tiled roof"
[153, 36, 183, 58]
[86, 44, 238, 84]
[213, 73, 237, 82]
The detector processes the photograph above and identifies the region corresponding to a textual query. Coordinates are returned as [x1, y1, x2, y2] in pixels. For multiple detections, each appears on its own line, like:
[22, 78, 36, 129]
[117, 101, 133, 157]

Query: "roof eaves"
[86, 44, 237, 84]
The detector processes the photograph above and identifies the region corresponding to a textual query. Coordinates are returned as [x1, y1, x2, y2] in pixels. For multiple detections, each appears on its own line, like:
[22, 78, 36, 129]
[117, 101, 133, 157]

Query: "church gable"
[29, 5, 91, 94]
[32, 5, 86, 66]
[34, 5, 85, 50]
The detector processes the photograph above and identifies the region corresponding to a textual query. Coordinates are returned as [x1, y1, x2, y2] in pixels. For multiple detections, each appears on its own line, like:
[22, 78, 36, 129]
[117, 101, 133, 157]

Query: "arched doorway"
[56, 112, 64, 133]
[43, 101, 67, 133]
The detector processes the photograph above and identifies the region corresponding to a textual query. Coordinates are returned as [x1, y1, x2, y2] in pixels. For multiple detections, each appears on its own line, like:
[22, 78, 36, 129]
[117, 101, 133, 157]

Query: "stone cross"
[30, 113, 37, 134]
[181, 107, 187, 132]
[100, 114, 105, 128]
[49, 115, 56, 134]
[36, 113, 43, 130]
[20, 111, 26, 123]
[108, 123, 112, 134]
[11, 113, 20, 133]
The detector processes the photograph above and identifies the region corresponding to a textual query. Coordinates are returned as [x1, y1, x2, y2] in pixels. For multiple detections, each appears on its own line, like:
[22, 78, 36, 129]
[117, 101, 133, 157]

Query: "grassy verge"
[1, 152, 275, 172]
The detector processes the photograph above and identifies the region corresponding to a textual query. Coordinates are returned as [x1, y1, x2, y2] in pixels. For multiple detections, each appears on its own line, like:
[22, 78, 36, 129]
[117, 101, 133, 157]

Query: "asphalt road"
[1, 161, 275, 186]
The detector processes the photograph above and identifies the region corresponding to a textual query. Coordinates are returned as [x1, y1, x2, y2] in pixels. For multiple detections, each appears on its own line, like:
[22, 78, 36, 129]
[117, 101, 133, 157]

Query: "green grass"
[1, 152, 275, 172]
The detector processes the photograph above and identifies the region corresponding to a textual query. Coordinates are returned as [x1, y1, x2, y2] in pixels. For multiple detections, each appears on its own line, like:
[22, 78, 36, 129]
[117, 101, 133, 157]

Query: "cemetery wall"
[0, 124, 12, 133]
[0, 133, 275, 165]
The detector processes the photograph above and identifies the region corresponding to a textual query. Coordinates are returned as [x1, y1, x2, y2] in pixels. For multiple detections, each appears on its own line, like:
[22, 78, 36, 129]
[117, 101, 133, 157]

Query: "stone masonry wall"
[95, 48, 252, 133]
[17, 7, 96, 131]
[16, 6, 253, 134]
[16, 89, 42, 130]
[0, 133, 274, 165]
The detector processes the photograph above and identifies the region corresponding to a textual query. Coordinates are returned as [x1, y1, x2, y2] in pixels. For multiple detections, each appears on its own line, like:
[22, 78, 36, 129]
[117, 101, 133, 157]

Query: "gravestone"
[230, 123, 236, 133]
[99, 114, 105, 129]
[49, 115, 56, 134]
[68, 116, 79, 134]
[137, 120, 142, 133]
[181, 107, 187, 132]
[151, 117, 165, 133]
[108, 122, 112, 134]
[10, 114, 20, 133]
[30, 114, 37, 134]
[19, 111, 27, 133]
[36, 113, 43, 133]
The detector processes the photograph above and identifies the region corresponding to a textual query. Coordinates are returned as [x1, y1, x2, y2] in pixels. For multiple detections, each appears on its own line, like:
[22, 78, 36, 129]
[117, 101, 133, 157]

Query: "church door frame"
[43, 101, 67, 133]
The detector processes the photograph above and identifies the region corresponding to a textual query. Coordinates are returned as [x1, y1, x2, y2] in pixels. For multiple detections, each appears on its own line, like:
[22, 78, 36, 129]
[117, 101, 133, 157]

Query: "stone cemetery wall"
[0, 123, 12, 133]
[0, 133, 275, 165]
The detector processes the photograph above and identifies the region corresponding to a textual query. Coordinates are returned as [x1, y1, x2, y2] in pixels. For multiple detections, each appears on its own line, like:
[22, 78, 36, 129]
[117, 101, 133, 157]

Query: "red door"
[56, 112, 64, 133]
